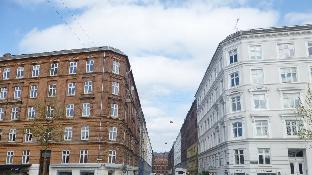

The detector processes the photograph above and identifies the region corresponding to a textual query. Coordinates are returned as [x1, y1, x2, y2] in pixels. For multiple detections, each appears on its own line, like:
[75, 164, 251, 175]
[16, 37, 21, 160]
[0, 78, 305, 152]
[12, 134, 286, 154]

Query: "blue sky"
[1, 0, 312, 152]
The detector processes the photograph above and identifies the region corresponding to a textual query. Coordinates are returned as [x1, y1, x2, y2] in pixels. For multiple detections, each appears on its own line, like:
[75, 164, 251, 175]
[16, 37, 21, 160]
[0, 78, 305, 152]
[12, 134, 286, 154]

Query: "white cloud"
[18, 0, 278, 152]
[285, 12, 312, 25]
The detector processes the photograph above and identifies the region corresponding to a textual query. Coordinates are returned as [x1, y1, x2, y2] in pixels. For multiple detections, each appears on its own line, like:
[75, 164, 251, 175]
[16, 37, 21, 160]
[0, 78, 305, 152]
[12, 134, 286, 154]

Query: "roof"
[0, 46, 126, 61]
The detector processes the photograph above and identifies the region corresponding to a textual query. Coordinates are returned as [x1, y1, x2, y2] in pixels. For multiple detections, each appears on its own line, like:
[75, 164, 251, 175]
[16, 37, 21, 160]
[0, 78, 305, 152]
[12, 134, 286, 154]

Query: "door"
[289, 158, 304, 175]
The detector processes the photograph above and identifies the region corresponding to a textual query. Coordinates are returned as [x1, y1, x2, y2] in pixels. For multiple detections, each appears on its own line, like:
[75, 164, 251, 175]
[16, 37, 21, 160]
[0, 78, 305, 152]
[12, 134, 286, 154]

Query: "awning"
[0, 164, 31, 172]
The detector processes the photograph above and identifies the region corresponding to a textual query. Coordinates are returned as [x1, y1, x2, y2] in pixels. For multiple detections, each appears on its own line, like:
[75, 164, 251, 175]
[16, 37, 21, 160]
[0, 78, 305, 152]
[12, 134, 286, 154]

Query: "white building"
[174, 132, 182, 168]
[195, 25, 312, 175]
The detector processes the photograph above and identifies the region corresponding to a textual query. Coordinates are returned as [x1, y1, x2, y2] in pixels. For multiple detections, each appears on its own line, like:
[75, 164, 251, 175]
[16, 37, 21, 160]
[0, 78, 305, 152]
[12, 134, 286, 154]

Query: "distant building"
[0, 47, 152, 175]
[180, 100, 198, 175]
[153, 152, 169, 175]
[167, 146, 174, 175]
[196, 25, 312, 175]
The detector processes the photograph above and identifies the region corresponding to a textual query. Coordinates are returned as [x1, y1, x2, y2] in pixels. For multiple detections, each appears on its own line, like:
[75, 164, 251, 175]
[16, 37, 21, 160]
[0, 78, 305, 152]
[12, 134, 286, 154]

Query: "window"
[66, 104, 74, 118]
[50, 62, 58, 76]
[22, 150, 30, 164]
[108, 150, 116, 163]
[249, 45, 262, 60]
[283, 93, 300, 109]
[111, 103, 118, 118]
[230, 72, 239, 87]
[3, 68, 10, 80]
[281, 67, 297, 83]
[80, 150, 88, 163]
[286, 120, 303, 136]
[253, 94, 266, 109]
[67, 83, 76, 96]
[11, 107, 19, 120]
[29, 85, 38, 98]
[14, 86, 22, 99]
[258, 148, 270, 164]
[109, 127, 117, 141]
[84, 81, 92, 94]
[16, 67, 24, 78]
[231, 96, 241, 112]
[82, 103, 90, 117]
[251, 69, 264, 84]
[278, 43, 295, 59]
[27, 107, 36, 119]
[62, 150, 70, 163]
[86, 59, 94, 73]
[233, 122, 242, 138]
[48, 84, 57, 97]
[9, 129, 16, 142]
[112, 82, 119, 95]
[69, 61, 77, 74]
[234, 149, 244, 164]
[6, 151, 14, 164]
[81, 125, 89, 140]
[24, 128, 32, 142]
[255, 120, 268, 137]
[0, 108, 4, 120]
[32, 65, 40, 77]
[308, 41, 312, 56]
[229, 49, 238, 64]
[46, 106, 55, 119]
[0, 87, 8, 99]
[64, 127, 72, 141]
[112, 60, 120, 75]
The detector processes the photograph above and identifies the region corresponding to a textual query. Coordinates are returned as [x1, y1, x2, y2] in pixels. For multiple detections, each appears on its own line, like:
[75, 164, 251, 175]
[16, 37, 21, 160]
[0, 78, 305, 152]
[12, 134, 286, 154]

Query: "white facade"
[195, 25, 312, 175]
[174, 132, 182, 167]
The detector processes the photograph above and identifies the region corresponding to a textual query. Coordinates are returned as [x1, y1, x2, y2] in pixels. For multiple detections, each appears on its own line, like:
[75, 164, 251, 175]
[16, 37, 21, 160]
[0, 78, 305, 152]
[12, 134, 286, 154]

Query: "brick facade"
[0, 47, 146, 175]
[152, 152, 168, 175]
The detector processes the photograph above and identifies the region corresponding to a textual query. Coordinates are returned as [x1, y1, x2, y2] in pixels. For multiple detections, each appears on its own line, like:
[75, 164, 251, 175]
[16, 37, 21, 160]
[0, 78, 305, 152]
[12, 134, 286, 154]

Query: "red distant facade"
[153, 152, 169, 175]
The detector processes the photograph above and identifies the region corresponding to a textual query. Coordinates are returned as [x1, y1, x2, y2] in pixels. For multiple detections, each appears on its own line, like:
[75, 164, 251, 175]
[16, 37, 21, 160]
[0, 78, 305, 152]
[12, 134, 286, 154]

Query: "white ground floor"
[27, 163, 138, 175]
[198, 140, 312, 175]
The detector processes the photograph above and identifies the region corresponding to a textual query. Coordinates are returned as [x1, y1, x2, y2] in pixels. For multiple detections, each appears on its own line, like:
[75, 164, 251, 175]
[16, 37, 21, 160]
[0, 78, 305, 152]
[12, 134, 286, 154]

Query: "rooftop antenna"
[234, 18, 240, 32]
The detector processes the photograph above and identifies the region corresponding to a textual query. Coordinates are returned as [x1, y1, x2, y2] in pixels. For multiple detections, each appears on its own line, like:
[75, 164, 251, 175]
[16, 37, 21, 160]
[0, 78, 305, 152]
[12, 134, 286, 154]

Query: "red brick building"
[0, 47, 150, 175]
[152, 152, 168, 175]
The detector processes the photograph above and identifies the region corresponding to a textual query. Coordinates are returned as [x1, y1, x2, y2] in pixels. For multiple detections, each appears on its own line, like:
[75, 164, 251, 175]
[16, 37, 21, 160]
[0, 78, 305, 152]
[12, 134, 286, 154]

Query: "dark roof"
[0, 46, 126, 61]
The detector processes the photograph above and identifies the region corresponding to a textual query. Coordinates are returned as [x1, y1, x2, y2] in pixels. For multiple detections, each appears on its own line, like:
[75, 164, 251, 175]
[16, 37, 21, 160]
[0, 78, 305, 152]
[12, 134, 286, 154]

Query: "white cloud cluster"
[17, 0, 279, 151]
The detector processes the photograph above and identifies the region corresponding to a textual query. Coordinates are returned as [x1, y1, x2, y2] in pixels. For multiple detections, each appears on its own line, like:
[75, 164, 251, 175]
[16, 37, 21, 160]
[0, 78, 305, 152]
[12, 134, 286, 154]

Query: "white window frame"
[3, 68, 10, 80]
[80, 150, 88, 163]
[250, 68, 264, 84]
[254, 120, 269, 137]
[234, 149, 244, 165]
[22, 150, 30, 164]
[11, 107, 19, 120]
[108, 150, 116, 163]
[67, 82, 76, 96]
[0, 87, 8, 100]
[111, 103, 118, 118]
[308, 41, 312, 57]
[258, 148, 271, 165]
[109, 127, 117, 141]
[14, 86, 22, 99]
[84, 81, 93, 94]
[231, 95, 241, 112]
[62, 150, 70, 164]
[48, 84, 57, 97]
[229, 49, 238, 64]
[32, 65, 40, 77]
[0, 108, 4, 120]
[69, 61, 77, 75]
[50, 62, 58, 76]
[6, 151, 14, 164]
[9, 129, 16, 142]
[249, 45, 262, 60]
[66, 104, 74, 118]
[232, 121, 243, 138]
[81, 125, 89, 140]
[278, 42, 295, 59]
[86, 59, 94, 73]
[27, 107, 36, 119]
[280, 67, 298, 83]
[64, 127, 73, 141]
[282, 92, 300, 109]
[16, 67, 24, 79]
[82, 103, 91, 117]
[46, 106, 54, 119]
[29, 85, 38, 98]
[112, 60, 120, 75]
[253, 94, 267, 110]
[112, 82, 119, 95]
[24, 128, 33, 142]
[285, 120, 303, 136]
[229, 71, 240, 88]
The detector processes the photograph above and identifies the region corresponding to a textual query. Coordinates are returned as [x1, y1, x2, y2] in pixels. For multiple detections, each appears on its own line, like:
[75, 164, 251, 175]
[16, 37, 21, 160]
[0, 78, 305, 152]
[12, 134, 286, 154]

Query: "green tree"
[297, 88, 312, 139]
